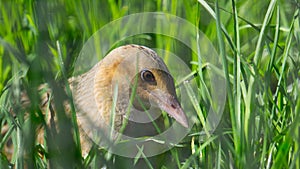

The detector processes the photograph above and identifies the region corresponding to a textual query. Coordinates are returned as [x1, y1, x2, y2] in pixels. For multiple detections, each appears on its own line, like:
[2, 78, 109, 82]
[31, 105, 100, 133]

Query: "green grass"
[1, 0, 299, 168]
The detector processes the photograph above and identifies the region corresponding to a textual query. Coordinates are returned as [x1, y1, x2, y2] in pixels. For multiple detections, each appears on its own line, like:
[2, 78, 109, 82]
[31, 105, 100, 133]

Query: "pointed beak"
[150, 89, 189, 128]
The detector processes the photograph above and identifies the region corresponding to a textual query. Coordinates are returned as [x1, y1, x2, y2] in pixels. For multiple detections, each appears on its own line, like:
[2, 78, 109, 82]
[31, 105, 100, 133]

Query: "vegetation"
[0, 0, 299, 168]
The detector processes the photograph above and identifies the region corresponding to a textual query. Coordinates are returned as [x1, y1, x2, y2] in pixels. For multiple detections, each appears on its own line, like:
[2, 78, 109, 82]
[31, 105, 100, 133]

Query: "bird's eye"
[141, 70, 155, 83]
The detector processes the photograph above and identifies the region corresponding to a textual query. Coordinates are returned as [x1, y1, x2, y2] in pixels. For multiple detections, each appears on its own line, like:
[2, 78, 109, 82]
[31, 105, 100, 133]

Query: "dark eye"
[141, 70, 155, 83]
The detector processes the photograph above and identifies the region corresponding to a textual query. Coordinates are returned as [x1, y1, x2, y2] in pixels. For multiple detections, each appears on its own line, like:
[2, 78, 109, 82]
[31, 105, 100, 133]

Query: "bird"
[71, 44, 189, 154]
[1, 44, 189, 166]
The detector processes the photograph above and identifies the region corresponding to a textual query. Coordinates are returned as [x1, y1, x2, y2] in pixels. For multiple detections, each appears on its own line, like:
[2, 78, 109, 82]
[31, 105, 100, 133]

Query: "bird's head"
[76, 44, 188, 138]
[106, 45, 188, 129]
[128, 68, 189, 128]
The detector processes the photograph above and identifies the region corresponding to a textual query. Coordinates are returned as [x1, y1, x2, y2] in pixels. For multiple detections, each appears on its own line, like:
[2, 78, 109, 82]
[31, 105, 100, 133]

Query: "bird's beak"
[150, 89, 189, 128]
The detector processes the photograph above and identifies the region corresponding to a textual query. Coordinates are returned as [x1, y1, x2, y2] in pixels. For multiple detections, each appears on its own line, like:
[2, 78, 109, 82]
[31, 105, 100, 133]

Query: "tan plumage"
[2, 44, 188, 160]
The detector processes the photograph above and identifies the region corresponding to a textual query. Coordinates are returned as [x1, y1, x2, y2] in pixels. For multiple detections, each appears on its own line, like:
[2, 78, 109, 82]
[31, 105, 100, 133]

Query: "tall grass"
[0, 0, 299, 168]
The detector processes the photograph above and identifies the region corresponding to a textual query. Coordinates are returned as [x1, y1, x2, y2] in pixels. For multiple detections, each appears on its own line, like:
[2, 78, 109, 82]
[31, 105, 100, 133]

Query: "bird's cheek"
[131, 91, 151, 111]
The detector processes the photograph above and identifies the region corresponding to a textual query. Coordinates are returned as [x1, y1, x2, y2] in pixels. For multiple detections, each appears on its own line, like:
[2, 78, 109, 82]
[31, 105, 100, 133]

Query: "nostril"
[171, 104, 176, 109]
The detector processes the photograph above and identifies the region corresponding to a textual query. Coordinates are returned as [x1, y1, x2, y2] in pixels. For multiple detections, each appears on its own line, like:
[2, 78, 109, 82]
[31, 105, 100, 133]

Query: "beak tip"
[179, 117, 189, 128]
[183, 122, 189, 128]
[151, 90, 189, 128]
